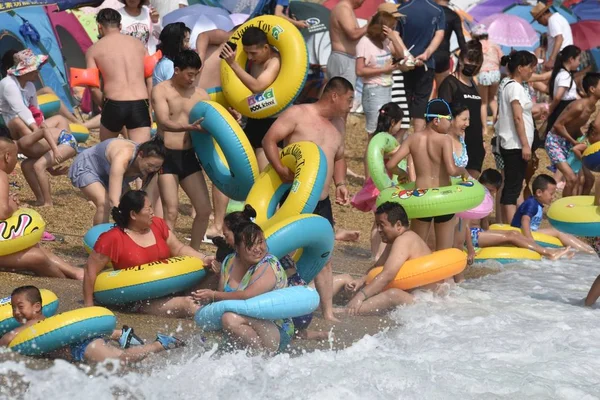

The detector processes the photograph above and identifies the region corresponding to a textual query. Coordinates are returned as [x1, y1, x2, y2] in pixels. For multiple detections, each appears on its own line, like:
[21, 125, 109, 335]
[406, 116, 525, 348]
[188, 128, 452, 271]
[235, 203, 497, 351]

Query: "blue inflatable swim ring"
[195, 286, 320, 331]
[83, 223, 113, 253]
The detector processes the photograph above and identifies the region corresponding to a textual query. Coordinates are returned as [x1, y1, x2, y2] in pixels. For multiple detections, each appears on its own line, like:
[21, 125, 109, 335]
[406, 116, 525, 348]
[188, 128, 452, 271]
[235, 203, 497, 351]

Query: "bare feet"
[205, 225, 223, 239]
[294, 329, 330, 341]
[547, 246, 573, 260]
[335, 229, 360, 242]
[332, 307, 347, 315]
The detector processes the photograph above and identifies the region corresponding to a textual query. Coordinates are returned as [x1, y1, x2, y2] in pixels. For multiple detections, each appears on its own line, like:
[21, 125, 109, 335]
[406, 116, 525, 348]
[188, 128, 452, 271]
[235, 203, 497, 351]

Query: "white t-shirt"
[118, 6, 162, 53]
[553, 70, 578, 100]
[0, 76, 37, 125]
[548, 13, 573, 56]
[496, 78, 534, 150]
[150, 0, 188, 24]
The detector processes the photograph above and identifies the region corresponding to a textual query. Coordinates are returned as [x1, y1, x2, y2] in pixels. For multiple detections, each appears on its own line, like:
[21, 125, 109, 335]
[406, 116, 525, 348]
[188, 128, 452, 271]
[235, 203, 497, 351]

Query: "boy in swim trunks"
[544, 72, 600, 197]
[220, 27, 281, 171]
[463, 169, 571, 264]
[386, 99, 469, 252]
[332, 202, 445, 316]
[17, 127, 77, 207]
[0, 286, 184, 364]
[511, 174, 594, 254]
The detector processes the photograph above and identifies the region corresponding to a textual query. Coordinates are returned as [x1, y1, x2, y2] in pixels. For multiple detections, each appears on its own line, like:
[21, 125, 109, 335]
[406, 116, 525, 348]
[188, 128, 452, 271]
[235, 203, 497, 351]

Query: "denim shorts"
[362, 84, 392, 134]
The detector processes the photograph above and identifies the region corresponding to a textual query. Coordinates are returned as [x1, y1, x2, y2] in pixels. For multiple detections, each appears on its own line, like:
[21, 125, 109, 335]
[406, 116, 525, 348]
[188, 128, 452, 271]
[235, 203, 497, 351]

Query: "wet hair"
[241, 27, 268, 47]
[212, 236, 234, 263]
[1, 49, 18, 77]
[478, 169, 502, 189]
[450, 103, 469, 118]
[158, 23, 191, 61]
[137, 137, 166, 160]
[375, 102, 403, 134]
[375, 202, 409, 227]
[112, 190, 147, 229]
[96, 8, 122, 27]
[532, 174, 557, 194]
[233, 221, 265, 250]
[11, 286, 42, 305]
[549, 45, 581, 99]
[366, 11, 397, 40]
[460, 40, 483, 68]
[500, 50, 533, 75]
[582, 72, 600, 95]
[224, 204, 257, 232]
[322, 76, 354, 96]
[173, 49, 202, 71]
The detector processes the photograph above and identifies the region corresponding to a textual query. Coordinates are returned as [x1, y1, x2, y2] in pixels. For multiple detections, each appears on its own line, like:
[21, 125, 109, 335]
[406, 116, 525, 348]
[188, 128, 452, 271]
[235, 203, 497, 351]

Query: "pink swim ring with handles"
[456, 189, 493, 220]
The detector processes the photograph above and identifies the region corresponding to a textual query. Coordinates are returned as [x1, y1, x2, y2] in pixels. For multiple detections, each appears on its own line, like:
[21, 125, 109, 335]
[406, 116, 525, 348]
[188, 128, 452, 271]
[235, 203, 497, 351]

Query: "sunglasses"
[425, 114, 452, 120]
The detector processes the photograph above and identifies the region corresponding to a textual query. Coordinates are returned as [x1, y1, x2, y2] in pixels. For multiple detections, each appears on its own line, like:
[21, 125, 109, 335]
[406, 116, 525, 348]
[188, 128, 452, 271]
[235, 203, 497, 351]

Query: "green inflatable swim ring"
[376, 178, 485, 219]
[367, 132, 406, 191]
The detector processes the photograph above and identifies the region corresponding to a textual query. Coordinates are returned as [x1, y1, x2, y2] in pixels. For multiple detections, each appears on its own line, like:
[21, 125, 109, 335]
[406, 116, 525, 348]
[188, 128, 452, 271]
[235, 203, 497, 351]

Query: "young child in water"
[0, 286, 184, 364]
[511, 174, 594, 254]
[351, 102, 412, 260]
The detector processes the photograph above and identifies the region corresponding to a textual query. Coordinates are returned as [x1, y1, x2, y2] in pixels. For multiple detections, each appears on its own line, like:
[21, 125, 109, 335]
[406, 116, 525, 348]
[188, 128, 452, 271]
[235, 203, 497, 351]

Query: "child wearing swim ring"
[351, 102, 413, 260]
[0, 286, 184, 364]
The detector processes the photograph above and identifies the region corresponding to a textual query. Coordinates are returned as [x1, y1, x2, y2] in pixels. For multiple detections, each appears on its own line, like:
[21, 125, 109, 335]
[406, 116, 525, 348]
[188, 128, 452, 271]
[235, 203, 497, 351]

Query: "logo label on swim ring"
[0, 214, 33, 241]
[271, 25, 284, 40]
[248, 88, 277, 113]
[291, 180, 301, 193]
[281, 144, 305, 180]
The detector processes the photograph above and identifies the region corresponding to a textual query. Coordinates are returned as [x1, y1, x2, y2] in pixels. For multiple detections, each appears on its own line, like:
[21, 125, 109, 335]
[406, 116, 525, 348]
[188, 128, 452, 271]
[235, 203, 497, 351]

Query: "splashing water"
[2, 254, 600, 399]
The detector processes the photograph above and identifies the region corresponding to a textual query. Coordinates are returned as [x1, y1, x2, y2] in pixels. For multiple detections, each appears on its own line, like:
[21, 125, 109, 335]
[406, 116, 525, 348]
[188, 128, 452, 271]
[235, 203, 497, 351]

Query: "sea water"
[2, 254, 600, 399]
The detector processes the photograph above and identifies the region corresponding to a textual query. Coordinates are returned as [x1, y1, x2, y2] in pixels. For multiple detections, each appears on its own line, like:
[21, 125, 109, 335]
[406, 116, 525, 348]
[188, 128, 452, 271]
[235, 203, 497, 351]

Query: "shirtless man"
[262, 77, 353, 322]
[333, 202, 440, 315]
[545, 72, 600, 197]
[85, 8, 151, 143]
[328, 0, 368, 86]
[151, 50, 212, 250]
[221, 27, 281, 171]
[386, 98, 468, 252]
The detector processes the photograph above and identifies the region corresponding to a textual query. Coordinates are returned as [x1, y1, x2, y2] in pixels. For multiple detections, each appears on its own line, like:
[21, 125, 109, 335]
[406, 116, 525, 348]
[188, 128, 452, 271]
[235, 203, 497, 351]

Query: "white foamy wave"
[2, 255, 600, 399]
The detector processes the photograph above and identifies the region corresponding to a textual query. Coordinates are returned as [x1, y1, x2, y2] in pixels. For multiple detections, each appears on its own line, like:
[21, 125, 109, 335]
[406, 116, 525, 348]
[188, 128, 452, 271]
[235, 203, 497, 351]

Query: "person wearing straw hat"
[530, 2, 573, 71]
[0, 49, 70, 141]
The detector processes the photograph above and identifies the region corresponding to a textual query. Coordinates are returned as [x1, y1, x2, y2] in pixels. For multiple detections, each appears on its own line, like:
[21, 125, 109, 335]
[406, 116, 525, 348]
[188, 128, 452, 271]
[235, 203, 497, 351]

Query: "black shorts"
[244, 117, 276, 149]
[417, 214, 455, 224]
[279, 191, 335, 227]
[433, 52, 451, 74]
[402, 67, 435, 120]
[499, 147, 527, 205]
[159, 147, 202, 181]
[101, 99, 151, 133]
[465, 139, 485, 173]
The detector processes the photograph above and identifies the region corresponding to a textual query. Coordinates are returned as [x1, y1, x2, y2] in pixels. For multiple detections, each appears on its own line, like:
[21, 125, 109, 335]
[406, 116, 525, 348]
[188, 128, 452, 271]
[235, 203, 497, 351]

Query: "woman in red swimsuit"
[83, 190, 214, 318]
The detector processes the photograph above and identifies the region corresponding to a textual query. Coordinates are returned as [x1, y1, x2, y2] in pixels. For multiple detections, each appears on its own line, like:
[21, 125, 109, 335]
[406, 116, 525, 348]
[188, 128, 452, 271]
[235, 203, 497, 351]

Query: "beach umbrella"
[468, 0, 517, 23]
[229, 13, 250, 26]
[571, 0, 600, 21]
[289, 1, 331, 38]
[571, 21, 600, 51]
[480, 13, 538, 47]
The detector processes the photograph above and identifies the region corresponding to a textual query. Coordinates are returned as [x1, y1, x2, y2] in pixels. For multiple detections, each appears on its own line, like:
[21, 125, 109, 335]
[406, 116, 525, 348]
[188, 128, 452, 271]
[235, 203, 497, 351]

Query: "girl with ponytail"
[546, 45, 581, 136]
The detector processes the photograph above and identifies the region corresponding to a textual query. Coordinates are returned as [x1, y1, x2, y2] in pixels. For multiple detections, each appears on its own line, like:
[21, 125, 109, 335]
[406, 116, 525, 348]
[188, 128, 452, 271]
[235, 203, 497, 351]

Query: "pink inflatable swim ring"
[456, 190, 493, 220]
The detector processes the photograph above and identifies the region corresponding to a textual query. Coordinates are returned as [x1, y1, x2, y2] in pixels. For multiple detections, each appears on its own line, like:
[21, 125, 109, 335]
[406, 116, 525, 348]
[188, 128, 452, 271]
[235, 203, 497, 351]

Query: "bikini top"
[453, 136, 469, 168]
[221, 253, 287, 293]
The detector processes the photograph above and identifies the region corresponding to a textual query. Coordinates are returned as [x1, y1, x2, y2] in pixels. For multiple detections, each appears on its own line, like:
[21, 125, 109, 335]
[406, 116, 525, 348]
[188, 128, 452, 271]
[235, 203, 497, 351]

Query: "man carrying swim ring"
[85, 8, 152, 143]
[0, 137, 82, 279]
[263, 77, 353, 322]
[1, 286, 184, 364]
[83, 190, 214, 318]
[333, 202, 448, 315]
[220, 27, 281, 171]
[191, 218, 294, 354]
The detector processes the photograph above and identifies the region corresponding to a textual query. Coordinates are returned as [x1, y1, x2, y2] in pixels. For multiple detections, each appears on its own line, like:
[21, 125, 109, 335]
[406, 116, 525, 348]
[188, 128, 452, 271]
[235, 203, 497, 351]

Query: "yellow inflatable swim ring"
[69, 123, 90, 144]
[0, 209, 45, 256]
[488, 224, 563, 248]
[473, 247, 541, 264]
[547, 195, 600, 237]
[221, 15, 308, 119]
[366, 249, 467, 290]
[0, 289, 59, 336]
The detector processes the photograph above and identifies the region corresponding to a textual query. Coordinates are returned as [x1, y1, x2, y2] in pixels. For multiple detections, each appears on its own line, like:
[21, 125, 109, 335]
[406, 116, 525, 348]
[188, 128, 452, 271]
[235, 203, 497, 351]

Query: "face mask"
[462, 63, 478, 77]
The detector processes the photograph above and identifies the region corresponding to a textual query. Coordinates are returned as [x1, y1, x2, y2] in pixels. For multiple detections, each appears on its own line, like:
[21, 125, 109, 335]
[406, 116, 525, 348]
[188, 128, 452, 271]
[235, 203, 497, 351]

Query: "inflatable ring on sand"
[0, 208, 45, 256]
[548, 195, 600, 237]
[582, 142, 600, 172]
[69, 67, 100, 88]
[206, 86, 229, 108]
[473, 247, 541, 264]
[221, 15, 308, 118]
[9, 307, 116, 356]
[488, 224, 563, 248]
[366, 249, 466, 290]
[93, 256, 206, 306]
[69, 123, 89, 144]
[0, 289, 59, 336]
[376, 178, 486, 220]
[195, 286, 319, 331]
[246, 141, 327, 227]
[367, 132, 402, 191]
[190, 101, 259, 201]
[457, 190, 494, 220]
[264, 214, 334, 284]
[38, 94, 60, 118]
